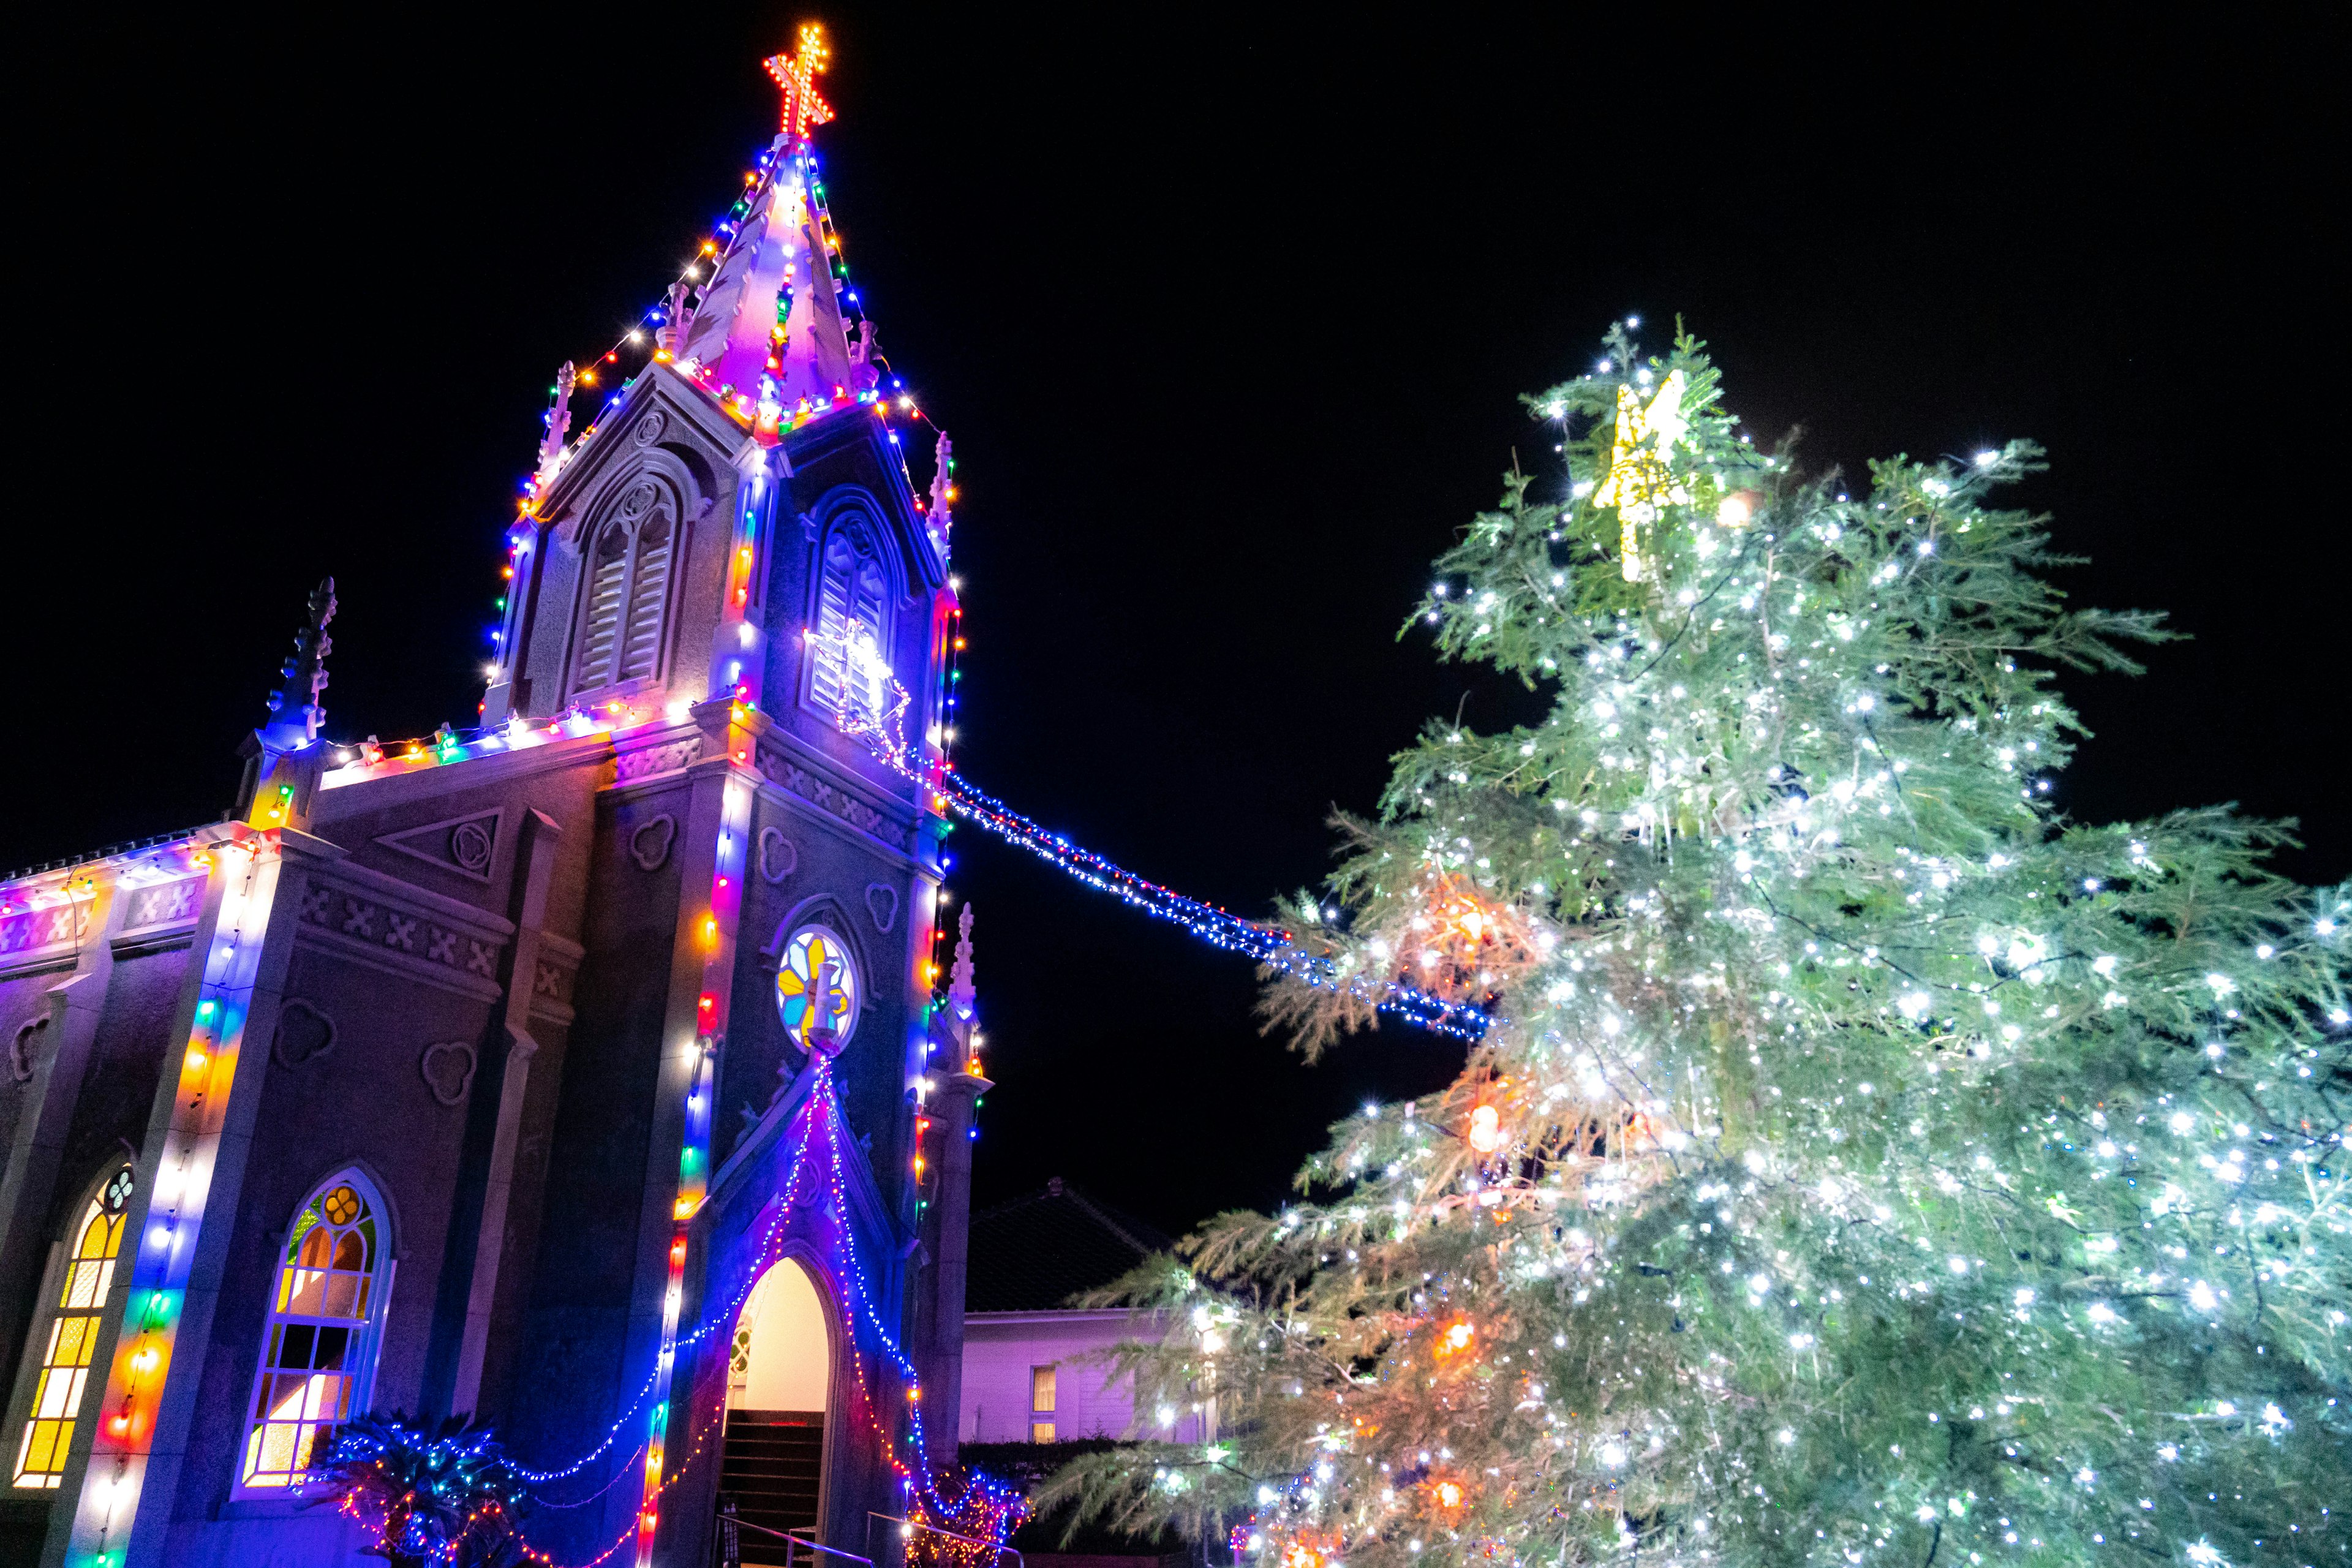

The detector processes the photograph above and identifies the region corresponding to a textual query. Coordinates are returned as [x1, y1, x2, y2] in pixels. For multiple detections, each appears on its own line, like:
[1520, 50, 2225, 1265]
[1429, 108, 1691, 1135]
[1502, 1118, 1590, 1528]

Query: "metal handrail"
[869, 1510, 1023, 1568]
[786, 1527, 877, 1567]
[730, 1521, 874, 1568]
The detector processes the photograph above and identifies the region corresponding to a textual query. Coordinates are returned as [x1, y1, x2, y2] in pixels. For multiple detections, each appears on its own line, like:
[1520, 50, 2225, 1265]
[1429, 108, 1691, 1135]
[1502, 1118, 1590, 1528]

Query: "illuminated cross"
[764, 24, 835, 142]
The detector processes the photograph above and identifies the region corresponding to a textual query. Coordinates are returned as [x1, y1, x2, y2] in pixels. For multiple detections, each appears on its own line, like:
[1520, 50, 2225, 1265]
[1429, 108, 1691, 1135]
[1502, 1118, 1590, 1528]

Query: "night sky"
[12, 11, 2341, 1240]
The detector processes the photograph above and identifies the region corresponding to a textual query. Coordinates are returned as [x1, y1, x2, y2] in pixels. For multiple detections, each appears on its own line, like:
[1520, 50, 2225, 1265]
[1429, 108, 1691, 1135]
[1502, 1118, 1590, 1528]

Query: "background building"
[959, 1179, 1197, 1447]
[958, 1180, 1199, 1568]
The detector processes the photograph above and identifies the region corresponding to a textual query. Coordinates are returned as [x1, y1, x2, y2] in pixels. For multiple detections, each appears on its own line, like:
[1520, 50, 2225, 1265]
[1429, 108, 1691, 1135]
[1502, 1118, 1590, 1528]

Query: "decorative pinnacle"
[949, 903, 976, 1016]
[262, 578, 337, 746]
[929, 431, 954, 530]
[536, 361, 576, 483]
[764, 24, 835, 144]
[656, 279, 692, 358]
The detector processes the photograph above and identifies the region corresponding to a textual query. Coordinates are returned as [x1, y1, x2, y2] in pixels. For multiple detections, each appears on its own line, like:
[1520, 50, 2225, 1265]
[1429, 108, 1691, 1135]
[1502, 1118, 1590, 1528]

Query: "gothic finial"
[536, 361, 576, 483]
[948, 903, 976, 1016]
[261, 578, 337, 748]
[929, 432, 954, 530]
[657, 279, 693, 358]
[848, 319, 881, 392]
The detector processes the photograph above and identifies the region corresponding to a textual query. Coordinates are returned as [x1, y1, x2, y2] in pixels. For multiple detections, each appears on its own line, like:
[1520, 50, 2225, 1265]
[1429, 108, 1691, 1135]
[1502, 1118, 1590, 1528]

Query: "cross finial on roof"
[764, 24, 835, 144]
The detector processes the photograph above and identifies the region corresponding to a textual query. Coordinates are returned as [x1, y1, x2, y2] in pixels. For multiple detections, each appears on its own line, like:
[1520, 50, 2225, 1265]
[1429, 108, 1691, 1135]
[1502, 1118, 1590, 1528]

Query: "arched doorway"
[723, 1257, 833, 1564]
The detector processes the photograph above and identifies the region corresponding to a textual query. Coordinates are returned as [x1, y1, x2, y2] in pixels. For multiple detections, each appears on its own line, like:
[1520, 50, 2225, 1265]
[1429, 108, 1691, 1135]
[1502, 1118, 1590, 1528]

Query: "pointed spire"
[948, 903, 977, 1017]
[260, 578, 337, 752]
[535, 361, 576, 484]
[679, 26, 864, 435]
[237, 577, 336, 829]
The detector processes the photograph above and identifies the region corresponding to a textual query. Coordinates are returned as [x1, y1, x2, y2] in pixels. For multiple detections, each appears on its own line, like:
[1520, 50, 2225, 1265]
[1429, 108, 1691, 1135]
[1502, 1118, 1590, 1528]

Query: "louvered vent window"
[809, 522, 891, 729]
[619, 518, 671, 682]
[572, 480, 679, 698]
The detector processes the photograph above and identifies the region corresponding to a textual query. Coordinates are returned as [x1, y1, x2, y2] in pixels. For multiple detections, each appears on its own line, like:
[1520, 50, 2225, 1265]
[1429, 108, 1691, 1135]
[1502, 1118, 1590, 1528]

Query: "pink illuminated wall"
[959, 1310, 1199, 1446]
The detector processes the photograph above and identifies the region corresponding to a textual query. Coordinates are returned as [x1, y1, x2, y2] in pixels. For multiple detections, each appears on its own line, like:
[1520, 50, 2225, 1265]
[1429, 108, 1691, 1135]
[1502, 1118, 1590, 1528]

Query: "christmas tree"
[1050, 328, 2350, 1566]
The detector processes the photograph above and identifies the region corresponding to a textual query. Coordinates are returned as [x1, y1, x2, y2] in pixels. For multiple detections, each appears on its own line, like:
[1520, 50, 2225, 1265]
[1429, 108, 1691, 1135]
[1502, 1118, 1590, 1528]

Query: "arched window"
[572, 478, 679, 697]
[10, 1166, 132, 1488]
[807, 519, 892, 730]
[236, 1171, 391, 1493]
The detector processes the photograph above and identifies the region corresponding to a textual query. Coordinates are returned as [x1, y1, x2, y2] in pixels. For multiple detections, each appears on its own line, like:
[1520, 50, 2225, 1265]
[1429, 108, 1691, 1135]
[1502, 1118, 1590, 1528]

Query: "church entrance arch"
[723, 1256, 834, 1562]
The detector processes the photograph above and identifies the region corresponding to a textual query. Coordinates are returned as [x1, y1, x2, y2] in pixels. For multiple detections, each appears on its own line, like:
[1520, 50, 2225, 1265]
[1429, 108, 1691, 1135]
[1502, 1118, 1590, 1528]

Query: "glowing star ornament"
[1591, 369, 1692, 582]
[764, 24, 835, 143]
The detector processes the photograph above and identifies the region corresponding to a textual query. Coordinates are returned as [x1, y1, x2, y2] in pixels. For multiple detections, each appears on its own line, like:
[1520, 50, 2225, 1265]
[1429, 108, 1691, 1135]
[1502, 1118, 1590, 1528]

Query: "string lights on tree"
[1027, 326, 2350, 1568]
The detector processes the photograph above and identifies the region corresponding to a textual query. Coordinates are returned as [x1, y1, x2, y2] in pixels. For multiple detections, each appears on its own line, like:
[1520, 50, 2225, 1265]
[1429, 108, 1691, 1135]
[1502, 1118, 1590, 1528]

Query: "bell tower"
[483, 20, 949, 764]
[477, 29, 974, 1566]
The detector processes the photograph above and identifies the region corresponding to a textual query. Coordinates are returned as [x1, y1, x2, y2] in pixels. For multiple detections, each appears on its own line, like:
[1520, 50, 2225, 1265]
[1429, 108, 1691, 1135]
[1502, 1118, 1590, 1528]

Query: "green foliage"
[1058, 333, 2351, 1567]
[312, 1412, 528, 1567]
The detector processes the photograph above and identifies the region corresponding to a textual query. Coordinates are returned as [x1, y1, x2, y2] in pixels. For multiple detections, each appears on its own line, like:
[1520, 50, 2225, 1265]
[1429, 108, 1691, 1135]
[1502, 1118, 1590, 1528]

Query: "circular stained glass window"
[776, 925, 860, 1055]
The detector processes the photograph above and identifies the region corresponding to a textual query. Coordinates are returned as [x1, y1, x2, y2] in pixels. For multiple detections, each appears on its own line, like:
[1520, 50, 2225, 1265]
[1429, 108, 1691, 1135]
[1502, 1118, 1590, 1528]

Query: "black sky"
[12, 8, 2343, 1238]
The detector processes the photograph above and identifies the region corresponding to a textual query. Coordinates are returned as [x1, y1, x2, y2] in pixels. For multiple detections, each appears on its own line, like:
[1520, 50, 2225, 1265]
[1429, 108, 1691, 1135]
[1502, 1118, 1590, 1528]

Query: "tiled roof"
[965, 1180, 1174, 1313]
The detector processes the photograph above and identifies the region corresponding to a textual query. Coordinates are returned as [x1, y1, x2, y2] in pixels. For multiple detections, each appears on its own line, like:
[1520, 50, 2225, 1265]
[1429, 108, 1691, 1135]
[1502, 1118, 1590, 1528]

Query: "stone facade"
[0, 355, 970, 1568]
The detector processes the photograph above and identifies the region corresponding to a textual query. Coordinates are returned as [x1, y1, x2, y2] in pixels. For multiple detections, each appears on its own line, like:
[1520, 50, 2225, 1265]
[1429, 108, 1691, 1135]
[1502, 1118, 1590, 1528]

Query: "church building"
[0, 28, 993, 1568]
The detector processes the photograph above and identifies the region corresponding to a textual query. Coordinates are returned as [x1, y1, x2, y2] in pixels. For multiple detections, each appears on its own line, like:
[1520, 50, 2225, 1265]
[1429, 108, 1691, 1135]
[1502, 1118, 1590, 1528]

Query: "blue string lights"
[322, 701, 1493, 1046]
[491, 1062, 1020, 1568]
[905, 759, 1493, 1041]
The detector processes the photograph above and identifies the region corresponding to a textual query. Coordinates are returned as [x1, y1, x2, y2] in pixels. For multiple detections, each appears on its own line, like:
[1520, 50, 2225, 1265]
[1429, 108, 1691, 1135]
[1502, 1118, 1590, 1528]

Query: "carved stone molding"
[420, 1040, 478, 1106]
[452, 820, 495, 873]
[9, 1016, 47, 1082]
[631, 410, 667, 447]
[765, 753, 911, 852]
[616, 480, 659, 521]
[527, 935, 582, 1028]
[374, 810, 503, 884]
[629, 815, 677, 871]
[865, 882, 899, 933]
[119, 875, 205, 932]
[290, 876, 508, 1002]
[273, 1000, 336, 1069]
[0, 902, 90, 959]
[614, 737, 700, 786]
[758, 827, 797, 884]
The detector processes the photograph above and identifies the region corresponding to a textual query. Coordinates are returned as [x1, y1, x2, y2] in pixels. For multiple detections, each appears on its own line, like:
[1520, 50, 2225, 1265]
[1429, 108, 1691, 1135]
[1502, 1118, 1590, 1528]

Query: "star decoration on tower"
[1592, 369, 1692, 582]
[765, 23, 835, 143]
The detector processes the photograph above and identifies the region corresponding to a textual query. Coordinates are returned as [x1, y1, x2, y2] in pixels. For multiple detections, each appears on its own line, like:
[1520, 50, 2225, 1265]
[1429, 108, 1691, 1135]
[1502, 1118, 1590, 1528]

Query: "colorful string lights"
[894, 756, 1491, 1040]
[488, 1063, 1022, 1567]
[764, 24, 835, 142]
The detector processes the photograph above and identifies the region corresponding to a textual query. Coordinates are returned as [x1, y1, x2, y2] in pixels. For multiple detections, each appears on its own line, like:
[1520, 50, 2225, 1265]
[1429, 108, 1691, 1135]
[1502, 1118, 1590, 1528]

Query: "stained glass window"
[776, 925, 859, 1054]
[11, 1166, 132, 1488]
[237, 1172, 388, 1493]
